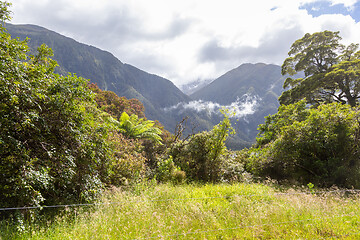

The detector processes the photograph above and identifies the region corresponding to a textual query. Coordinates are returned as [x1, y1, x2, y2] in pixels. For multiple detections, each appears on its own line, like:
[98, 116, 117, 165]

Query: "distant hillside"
[180, 78, 213, 95]
[191, 63, 284, 104]
[6, 23, 190, 126]
[185, 63, 287, 147]
[7, 23, 292, 149]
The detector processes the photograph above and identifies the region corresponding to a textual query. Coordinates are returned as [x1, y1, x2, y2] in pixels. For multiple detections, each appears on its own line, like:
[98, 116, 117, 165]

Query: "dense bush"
[88, 83, 145, 119]
[249, 101, 360, 188]
[167, 110, 247, 183]
[155, 156, 186, 184]
[0, 2, 150, 218]
[89, 83, 169, 171]
[105, 132, 146, 186]
[0, 41, 107, 210]
[170, 130, 221, 182]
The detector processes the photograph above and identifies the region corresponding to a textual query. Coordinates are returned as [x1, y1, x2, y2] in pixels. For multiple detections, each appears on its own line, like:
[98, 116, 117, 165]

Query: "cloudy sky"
[9, 0, 360, 86]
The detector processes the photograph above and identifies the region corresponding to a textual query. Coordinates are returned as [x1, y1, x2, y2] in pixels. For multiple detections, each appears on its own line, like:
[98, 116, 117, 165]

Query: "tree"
[280, 31, 360, 107]
[251, 101, 360, 188]
[256, 100, 309, 146]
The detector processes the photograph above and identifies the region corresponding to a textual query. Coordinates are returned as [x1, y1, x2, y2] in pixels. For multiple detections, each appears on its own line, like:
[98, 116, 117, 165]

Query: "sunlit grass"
[1, 183, 360, 239]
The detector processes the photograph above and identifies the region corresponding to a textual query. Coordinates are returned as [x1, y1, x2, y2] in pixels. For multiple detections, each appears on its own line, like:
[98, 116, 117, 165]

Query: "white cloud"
[164, 95, 259, 119]
[9, 0, 360, 86]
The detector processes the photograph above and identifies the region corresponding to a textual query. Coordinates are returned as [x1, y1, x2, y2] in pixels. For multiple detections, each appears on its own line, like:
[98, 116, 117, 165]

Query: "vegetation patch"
[1, 183, 359, 239]
[2, 1, 360, 239]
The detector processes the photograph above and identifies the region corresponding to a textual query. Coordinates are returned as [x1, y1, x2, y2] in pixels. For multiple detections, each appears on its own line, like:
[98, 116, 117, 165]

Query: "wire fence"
[1, 188, 359, 239]
[0, 189, 359, 211]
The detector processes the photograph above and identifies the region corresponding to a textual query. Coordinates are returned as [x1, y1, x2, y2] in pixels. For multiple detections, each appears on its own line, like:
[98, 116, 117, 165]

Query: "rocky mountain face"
[7, 23, 287, 149]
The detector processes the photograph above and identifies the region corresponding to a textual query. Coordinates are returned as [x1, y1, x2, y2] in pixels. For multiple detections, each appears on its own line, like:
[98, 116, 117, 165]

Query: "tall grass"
[1, 182, 360, 239]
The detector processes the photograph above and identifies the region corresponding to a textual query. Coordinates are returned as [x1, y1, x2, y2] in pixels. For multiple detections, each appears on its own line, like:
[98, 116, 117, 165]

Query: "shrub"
[156, 156, 186, 184]
[169, 110, 236, 182]
[105, 132, 146, 186]
[251, 102, 360, 188]
[220, 152, 250, 183]
[0, 2, 148, 219]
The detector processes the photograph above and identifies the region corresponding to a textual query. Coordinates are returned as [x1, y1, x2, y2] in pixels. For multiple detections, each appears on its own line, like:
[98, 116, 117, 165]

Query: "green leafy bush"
[106, 132, 146, 186]
[250, 101, 360, 188]
[168, 110, 243, 183]
[0, 38, 107, 209]
[0, 2, 147, 219]
[220, 152, 250, 183]
[117, 112, 163, 144]
[155, 156, 186, 184]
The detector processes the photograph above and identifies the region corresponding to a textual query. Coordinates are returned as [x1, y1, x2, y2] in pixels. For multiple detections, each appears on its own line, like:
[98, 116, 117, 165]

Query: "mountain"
[191, 63, 286, 124]
[160, 63, 287, 149]
[185, 63, 287, 147]
[191, 63, 284, 104]
[6, 23, 288, 149]
[6, 23, 191, 127]
[180, 78, 213, 95]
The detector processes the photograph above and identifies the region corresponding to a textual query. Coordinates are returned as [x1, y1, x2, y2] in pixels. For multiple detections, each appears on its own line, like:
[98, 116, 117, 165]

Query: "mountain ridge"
[6, 23, 191, 125]
[191, 63, 285, 104]
[7, 23, 287, 149]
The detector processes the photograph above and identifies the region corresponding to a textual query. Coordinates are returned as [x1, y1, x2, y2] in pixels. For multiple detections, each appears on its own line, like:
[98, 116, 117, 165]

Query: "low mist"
[164, 94, 260, 119]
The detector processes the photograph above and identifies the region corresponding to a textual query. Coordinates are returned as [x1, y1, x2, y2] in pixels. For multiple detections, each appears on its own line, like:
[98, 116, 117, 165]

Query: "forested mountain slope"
[6, 23, 191, 125]
[191, 63, 284, 104]
[185, 63, 285, 147]
[7, 23, 289, 149]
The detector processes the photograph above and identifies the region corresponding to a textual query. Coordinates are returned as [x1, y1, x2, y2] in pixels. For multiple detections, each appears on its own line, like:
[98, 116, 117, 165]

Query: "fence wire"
[1, 188, 359, 239]
[0, 189, 359, 211]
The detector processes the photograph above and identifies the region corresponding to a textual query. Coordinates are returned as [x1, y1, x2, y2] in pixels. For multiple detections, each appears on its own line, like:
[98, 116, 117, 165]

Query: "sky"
[9, 0, 360, 87]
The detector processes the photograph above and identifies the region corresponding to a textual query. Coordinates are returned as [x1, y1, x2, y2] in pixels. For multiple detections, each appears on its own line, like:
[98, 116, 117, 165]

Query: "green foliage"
[89, 82, 169, 171]
[307, 182, 315, 194]
[155, 156, 186, 184]
[169, 109, 239, 182]
[247, 31, 360, 189]
[256, 100, 309, 145]
[250, 102, 360, 188]
[219, 152, 250, 183]
[88, 83, 145, 119]
[105, 132, 146, 186]
[117, 112, 163, 144]
[0, 2, 147, 220]
[0, 1, 10, 23]
[280, 30, 360, 107]
[281, 31, 341, 77]
[322, 57, 360, 107]
[0, 34, 111, 209]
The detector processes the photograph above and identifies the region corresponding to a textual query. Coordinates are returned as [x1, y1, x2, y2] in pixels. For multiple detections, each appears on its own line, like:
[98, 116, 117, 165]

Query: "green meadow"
[1, 183, 359, 240]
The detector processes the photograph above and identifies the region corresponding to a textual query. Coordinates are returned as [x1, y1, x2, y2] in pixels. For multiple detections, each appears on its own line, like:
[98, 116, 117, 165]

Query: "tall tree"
[280, 31, 360, 107]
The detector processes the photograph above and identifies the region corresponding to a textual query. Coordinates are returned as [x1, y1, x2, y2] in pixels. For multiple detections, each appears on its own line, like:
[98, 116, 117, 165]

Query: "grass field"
[1, 182, 360, 239]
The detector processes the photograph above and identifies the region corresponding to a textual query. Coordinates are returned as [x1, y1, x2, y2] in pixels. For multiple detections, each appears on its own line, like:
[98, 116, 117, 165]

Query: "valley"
[7, 23, 287, 149]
